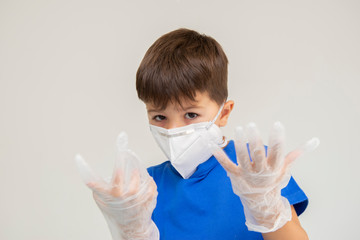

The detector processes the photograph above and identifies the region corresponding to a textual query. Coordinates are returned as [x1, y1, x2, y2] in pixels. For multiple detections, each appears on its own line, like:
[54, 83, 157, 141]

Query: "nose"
[166, 119, 186, 129]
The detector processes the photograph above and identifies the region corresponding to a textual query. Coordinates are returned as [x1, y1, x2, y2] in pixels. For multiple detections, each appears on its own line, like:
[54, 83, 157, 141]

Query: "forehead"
[146, 91, 217, 111]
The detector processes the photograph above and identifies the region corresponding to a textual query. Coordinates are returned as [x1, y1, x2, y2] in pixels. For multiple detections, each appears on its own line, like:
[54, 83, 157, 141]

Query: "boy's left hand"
[210, 122, 319, 233]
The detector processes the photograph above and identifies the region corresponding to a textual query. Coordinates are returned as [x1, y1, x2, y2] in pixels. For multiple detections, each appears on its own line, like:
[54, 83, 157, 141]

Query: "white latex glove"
[210, 122, 319, 233]
[75, 132, 159, 240]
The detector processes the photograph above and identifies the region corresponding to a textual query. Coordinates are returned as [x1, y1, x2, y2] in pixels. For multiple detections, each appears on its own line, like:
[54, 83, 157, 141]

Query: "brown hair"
[136, 28, 228, 110]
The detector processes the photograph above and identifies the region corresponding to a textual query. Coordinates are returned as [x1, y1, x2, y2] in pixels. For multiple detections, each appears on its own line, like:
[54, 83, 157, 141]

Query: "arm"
[262, 206, 309, 240]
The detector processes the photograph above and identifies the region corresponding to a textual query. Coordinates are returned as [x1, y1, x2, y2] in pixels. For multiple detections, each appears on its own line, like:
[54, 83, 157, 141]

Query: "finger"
[110, 168, 124, 197]
[125, 169, 141, 197]
[246, 123, 266, 172]
[145, 178, 158, 204]
[267, 121, 286, 170]
[116, 131, 129, 151]
[114, 132, 129, 172]
[149, 178, 158, 199]
[75, 154, 103, 185]
[111, 167, 124, 186]
[129, 178, 157, 210]
[146, 178, 156, 197]
[303, 137, 320, 152]
[115, 131, 146, 181]
[209, 142, 239, 175]
[234, 126, 251, 171]
[284, 137, 320, 167]
[88, 181, 108, 194]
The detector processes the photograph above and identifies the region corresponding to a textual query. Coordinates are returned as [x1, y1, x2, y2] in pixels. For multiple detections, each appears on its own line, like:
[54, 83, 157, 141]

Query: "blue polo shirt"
[147, 140, 308, 240]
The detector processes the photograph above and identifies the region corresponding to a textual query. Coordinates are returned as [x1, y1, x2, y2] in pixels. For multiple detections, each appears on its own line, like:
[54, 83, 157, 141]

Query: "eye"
[153, 115, 166, 122]
[185, 112, 198, 119]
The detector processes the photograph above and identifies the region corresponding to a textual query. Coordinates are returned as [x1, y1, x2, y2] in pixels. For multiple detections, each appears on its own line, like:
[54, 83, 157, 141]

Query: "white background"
[1, 0, 359, 239]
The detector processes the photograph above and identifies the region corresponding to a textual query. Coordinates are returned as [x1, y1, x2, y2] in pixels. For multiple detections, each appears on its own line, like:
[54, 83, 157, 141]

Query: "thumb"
[284, 137, 320, 166]
[209, 142, 239, 175]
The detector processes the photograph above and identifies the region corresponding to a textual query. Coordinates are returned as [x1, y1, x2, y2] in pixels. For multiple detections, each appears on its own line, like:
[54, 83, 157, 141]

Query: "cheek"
[147, 115, 159, 125]
[148, 117, 158, 125]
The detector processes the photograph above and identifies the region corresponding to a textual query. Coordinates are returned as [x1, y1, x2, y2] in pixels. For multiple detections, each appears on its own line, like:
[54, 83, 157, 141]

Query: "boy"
[77, 28, 318, 239]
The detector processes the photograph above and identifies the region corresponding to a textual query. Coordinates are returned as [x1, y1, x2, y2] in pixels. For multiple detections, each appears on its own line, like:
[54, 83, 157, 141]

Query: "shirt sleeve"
[147, 166, 154, 177]
[281, 176, 308, 216]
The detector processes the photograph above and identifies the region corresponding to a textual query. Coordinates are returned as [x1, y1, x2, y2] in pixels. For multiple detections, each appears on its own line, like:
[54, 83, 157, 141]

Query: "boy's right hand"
[75, 132, 159, 240]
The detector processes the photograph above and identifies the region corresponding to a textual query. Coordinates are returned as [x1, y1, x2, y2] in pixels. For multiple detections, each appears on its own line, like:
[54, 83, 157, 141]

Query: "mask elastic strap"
[206, 102, 225, 129]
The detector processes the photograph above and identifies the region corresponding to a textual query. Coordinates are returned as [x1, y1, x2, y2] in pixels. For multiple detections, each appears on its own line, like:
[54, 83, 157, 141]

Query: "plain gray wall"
[1, 0, 359, 239]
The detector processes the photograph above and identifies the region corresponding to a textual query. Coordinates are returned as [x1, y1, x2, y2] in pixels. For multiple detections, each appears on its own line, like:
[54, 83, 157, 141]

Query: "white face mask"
[149, 104, 227, 179]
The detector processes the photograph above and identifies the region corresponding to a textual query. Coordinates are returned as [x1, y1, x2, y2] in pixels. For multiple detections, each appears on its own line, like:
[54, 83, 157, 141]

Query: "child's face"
[146, 91, 234, 129]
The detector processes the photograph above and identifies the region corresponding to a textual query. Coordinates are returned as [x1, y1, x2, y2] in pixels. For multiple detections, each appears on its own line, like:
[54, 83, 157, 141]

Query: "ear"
[218, 100, 234, 127]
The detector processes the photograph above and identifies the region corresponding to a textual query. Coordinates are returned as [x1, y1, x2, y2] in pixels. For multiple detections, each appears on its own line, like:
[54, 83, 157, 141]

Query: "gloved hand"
[75, 132, 159, 240]
[210, 122, 319, 233]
